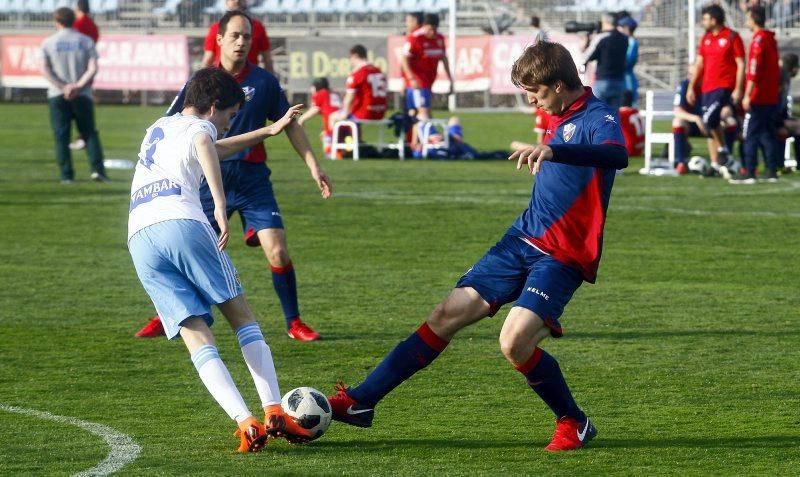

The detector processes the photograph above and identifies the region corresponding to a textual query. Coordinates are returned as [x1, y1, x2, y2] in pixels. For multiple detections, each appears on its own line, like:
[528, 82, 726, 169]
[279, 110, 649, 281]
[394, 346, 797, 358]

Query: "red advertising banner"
[490, 33, 589, 94]
[1, 34, 189, 91]
[0, 35, 48, 88]
[94, 35, 189, 90]
[386, 35, 491, 94]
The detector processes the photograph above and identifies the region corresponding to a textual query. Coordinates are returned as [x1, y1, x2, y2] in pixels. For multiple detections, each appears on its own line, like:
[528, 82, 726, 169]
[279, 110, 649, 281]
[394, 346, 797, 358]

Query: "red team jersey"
[747, 29, 780, 105]
[534, 108, 551, 133]
[312, 89, 342, 136]
[698, 27, 745, 93]
[204, 19, 271, 66]
[346, 63, 388, 120]
[74, 15, 99, 43]
[403, 31, 446, 90]
[618, 107, 645, 157]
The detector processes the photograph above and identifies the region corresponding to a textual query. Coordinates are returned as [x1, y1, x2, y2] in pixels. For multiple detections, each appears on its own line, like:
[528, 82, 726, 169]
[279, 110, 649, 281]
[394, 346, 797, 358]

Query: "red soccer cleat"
[675, 162, 689, 175]
[328, 381, 374, 428]
[544, 416, 597, 452]
[287, 318, 321, 341]
[134, 316, 165, 338]
[233, 416, 268, 453]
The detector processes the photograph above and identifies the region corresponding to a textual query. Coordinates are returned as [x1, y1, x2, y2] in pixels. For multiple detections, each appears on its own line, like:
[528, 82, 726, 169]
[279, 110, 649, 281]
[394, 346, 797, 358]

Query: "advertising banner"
[1, 34, 189, 91]
[285, 37, 387, 91]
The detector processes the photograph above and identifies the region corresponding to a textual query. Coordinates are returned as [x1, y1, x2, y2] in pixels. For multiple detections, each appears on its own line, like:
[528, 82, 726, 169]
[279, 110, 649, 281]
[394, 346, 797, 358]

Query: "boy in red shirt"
[297, 78, 342, 156]
[733, 5, 781, 183]
[619, 92, 644, 157]
[341, 44, 388, 121]
[400, 13, 454, 118]
[687, 4, 745, 174]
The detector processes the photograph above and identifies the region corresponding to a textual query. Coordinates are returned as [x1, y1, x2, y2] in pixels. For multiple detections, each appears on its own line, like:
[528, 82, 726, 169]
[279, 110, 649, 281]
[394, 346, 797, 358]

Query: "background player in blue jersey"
[136, 10, 331, 341]
[328, 41, 628, 452]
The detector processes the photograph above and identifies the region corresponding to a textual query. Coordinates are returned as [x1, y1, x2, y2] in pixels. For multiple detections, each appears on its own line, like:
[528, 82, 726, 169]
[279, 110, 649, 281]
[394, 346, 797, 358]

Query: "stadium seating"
[204, 0, 226, 15]
[154, 0, 182, 16]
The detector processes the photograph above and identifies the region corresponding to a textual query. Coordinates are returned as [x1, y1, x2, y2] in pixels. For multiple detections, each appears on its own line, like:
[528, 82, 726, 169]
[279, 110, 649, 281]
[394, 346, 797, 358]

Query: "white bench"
[639, 89, 678, 176]
[330, 118, 404, 161]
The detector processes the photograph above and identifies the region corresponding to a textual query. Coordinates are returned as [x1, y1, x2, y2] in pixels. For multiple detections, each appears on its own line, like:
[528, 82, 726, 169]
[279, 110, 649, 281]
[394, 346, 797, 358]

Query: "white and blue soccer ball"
[688, 156, 710, 175]
[281, 387, 332, 441]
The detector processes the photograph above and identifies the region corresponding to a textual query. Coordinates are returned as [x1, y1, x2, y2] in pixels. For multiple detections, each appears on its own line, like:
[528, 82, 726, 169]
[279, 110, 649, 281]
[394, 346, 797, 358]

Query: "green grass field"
[1, 103, 799, 476]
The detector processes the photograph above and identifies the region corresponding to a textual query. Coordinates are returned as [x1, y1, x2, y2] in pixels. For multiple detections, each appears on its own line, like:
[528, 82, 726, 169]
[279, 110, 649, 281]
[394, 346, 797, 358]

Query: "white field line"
[332, 190, 800, 218]
[0, 404, 141, 477]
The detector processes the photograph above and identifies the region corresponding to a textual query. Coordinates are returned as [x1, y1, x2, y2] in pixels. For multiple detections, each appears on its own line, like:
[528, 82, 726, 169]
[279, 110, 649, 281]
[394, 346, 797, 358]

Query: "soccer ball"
[280, 387, 332, 441]
[688, 156, 709, 175]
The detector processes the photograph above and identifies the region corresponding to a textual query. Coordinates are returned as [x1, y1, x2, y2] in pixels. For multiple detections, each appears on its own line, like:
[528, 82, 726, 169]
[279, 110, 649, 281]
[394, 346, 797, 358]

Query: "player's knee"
[265, 245, 290, 266]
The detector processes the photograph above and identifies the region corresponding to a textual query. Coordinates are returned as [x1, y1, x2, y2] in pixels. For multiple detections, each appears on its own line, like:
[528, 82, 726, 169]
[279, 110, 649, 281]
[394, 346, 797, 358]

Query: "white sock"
[191, 345, 251, 423]
[236, 322, 282, 408]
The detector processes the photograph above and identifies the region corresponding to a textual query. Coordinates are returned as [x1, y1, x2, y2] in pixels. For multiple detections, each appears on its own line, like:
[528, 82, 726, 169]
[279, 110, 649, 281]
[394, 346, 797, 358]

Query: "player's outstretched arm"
[195, 133, 229, 251]
[215, 104, 304, 159]
[285, 121, 332, 199]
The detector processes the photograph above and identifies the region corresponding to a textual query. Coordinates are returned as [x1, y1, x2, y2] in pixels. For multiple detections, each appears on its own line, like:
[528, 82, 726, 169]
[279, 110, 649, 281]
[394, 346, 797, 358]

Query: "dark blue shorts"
[455, 234, 584, 337]
[200, 160, 283, 247]
[743, 104, 778, 139]
[701, 88, 732, 129]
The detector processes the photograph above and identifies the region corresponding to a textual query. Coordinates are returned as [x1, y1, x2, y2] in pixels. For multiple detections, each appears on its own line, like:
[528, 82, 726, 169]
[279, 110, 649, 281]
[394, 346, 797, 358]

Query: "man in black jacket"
[583, 13, 628, 112]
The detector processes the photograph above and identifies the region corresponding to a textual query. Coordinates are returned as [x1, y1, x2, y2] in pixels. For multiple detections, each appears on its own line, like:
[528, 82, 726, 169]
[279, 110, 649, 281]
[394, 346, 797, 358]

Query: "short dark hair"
[312, 77, 329, 91]
[423, 13, 440, 29]
[219, 10, 252, 37]
[407, 11, 423, 26]
[748, 5, 766, 27]
[782, 53, 800, 72]
[350, 44, 368, 59]
[530, 15, 540, 28]
[701, 4, 725, 26]
[511, 41, 583, 91]
[54, 7, 75, 27]
[184, 67, 245, 114]
[76, 0, 90, 14]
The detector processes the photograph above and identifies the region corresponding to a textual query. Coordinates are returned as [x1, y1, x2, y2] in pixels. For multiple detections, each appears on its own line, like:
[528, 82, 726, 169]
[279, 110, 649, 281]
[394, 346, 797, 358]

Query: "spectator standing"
[733, 5, 781, 183]
[687, 4, 745, 172]
[530, 15, 549, 44]
[583, 13, 628, 111]
[69, 0, 99, 151]
[40, 7, 107, 184]
[617, 16, 639, 107]
[202, 0, 273, 73]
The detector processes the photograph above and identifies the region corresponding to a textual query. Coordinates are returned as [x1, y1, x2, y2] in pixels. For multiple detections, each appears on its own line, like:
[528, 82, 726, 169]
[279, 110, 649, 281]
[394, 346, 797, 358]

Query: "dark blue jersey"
[167, 63, 290, 163]
[508, 88, 627, 283]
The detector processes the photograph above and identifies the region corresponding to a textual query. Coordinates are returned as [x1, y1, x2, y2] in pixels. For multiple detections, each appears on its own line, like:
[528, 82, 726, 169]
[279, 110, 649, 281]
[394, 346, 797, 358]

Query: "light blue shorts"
[128, 219, 242, 339]
[405, 88, 432, 110]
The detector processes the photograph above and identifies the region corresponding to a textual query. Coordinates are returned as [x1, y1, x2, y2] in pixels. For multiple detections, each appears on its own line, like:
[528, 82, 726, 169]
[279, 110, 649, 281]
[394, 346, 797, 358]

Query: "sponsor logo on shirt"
[563, 123, 576, 142]
[130, 179, 181, 211]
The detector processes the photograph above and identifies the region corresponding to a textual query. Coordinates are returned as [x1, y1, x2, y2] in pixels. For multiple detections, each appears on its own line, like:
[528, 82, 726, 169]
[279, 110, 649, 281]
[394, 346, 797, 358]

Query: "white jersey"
[128, 113, 218, 240]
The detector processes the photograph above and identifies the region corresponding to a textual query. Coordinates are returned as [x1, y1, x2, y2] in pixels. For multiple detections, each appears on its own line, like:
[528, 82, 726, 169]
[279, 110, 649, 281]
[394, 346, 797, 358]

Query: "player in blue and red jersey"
[329, 42, 628, 452]
[733, 5, 781, 184]
[135, 11, 331, 342]
[687, 4, 745, 171]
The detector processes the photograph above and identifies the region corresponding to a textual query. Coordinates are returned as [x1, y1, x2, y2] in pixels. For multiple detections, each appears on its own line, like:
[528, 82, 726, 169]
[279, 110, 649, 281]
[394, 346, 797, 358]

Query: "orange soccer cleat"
[233, 416, 268, 453]
[264, 404, 314, 444]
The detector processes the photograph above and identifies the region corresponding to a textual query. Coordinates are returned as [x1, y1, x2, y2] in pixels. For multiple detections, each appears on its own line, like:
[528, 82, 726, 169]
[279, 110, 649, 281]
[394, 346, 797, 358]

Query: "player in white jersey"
[127, 68, 312, 452]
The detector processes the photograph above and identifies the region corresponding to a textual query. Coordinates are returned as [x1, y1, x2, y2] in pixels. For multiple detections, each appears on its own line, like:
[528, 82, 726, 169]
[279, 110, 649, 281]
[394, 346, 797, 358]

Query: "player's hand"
[214, 206, 229, 251]
[274, 104, 304, 133]
[693, 116, 708, 136]
[742, 96, 751, 112]
[732, 89, 743, 106]
[312, 167, 332, 199]
[686, 88, 696, 106]
[508, 144, 553, 175]
[63, 84, 77, 100]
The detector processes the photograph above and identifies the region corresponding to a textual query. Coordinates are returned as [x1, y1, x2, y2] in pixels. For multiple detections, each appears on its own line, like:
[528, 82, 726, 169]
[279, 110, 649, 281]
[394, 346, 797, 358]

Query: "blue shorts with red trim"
[701, 88, 732, 129]
[455, 234, 584, 337]
[200, 160, 283, 247]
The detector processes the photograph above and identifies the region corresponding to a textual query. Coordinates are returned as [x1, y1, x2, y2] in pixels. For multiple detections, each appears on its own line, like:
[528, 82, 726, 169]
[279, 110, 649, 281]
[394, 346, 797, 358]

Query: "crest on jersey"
[242, 86, 256, 102]
[718, 38, 728, 47]
[563, 123, 576, 142]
